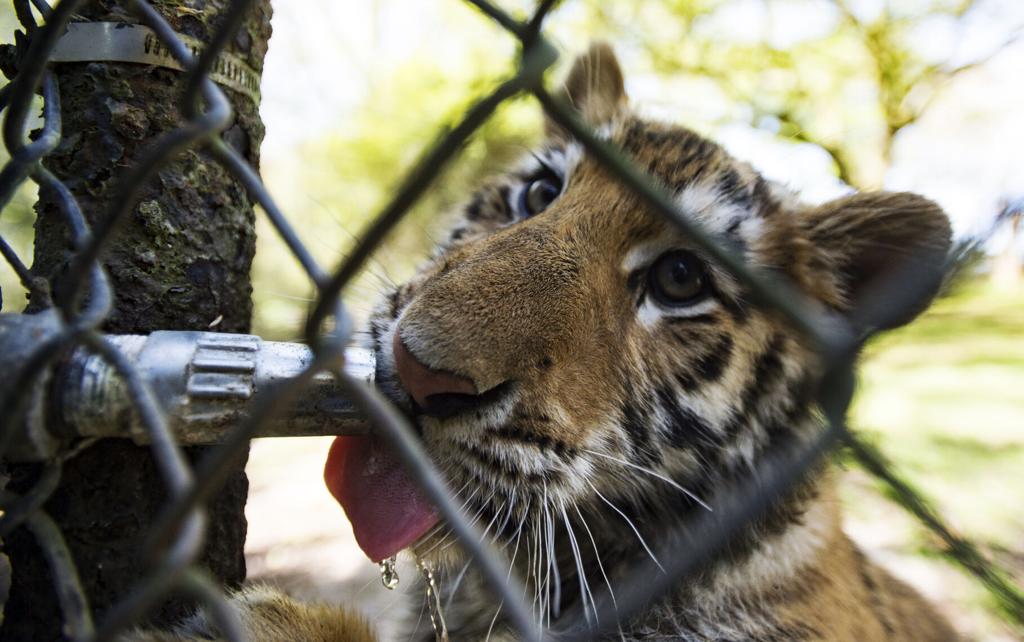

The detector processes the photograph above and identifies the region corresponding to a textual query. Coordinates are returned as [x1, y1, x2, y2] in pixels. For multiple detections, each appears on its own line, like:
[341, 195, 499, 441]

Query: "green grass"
[844, 279, 1024, 639]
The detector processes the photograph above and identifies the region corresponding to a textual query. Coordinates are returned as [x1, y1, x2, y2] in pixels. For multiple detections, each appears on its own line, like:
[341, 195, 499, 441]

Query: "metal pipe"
[1, 312, 374, 461]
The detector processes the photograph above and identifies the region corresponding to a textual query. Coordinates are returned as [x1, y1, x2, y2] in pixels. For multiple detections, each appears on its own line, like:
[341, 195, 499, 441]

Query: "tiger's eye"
[522, 177, 561, 217]
[649, 250, 709, 306]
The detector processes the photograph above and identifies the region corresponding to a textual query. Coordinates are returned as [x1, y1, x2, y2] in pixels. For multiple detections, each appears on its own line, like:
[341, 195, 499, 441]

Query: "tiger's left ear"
[802, 191, 952, 331]
[546, 42, 628, 139]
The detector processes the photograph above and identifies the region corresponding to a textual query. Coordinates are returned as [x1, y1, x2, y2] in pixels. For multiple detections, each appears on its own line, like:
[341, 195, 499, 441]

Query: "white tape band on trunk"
[50, 22, 260, 104]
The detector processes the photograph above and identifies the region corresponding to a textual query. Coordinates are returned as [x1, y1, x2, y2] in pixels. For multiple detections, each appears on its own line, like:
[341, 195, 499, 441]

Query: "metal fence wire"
[0, 1, 1022, 641]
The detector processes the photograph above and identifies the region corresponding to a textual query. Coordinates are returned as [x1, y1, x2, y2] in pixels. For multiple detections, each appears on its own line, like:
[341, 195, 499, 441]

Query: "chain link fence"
[0, 0, 1022, 640]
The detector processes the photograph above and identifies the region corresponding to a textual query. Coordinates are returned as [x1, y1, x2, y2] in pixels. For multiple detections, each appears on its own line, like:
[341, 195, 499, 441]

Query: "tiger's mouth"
[323, 329, 520, 564]
[415, 380, 514, 420]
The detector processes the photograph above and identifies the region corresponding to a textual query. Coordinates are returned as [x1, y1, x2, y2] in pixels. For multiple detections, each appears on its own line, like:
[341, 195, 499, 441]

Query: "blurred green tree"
[0, 5, 39, 313]
[577, 0, 1023, 188]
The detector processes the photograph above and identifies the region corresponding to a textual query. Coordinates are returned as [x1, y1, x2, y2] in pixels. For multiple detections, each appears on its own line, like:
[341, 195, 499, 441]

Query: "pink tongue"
[324, 435, 440, 563]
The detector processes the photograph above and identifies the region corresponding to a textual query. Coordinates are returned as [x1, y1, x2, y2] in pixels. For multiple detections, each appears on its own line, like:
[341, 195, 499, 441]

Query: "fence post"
[1, 2, 273, 638]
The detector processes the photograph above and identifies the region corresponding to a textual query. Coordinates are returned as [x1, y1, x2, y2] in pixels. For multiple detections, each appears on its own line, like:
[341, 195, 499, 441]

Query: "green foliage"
[575, 0, 1023, 188]
[0, 148, 40, 314]
[0, 6, 40, 313]
[846, 280, 1024, 637]
[853, 281, 1024, 543]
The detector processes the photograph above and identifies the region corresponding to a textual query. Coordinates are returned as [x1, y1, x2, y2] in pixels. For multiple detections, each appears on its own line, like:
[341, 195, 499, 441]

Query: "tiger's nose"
[392, 330, 482, 418]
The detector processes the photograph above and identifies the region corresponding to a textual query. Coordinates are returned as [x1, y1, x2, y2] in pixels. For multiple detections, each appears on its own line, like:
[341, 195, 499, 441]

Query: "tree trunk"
[2, 2, 272, 639]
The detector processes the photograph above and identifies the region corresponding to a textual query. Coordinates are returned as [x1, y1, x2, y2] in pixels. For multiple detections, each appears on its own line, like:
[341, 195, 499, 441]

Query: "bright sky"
[259, 0, 1024, 243]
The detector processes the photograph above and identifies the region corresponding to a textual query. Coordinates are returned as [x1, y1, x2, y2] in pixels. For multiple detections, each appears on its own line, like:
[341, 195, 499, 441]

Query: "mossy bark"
[2, 2, 272, 639]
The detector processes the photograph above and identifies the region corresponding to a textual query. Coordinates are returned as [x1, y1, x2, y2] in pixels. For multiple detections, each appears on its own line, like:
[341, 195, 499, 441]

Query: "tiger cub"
[139, 43, 958, 641]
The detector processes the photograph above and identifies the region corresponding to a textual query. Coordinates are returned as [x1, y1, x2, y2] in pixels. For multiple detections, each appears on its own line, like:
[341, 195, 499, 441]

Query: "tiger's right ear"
[546, 42, 628, 139]
[801, 191, 952, 332]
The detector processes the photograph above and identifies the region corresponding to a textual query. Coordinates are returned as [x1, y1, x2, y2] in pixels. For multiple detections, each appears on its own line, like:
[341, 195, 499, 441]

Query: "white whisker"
[419, 481, 483, 558]
[530, 515, 545, 635]
[573, 504, 617, 610]
[584, 448, 712, 512]
[405, 590, 428, 642]
[561, 503, 597, 627]
[484, 503, 530, 642]
[443, 560, 472, 613]
[543, 483, 561, 622]
[587, 480, 665, 573]
[486, 600, 504, 642]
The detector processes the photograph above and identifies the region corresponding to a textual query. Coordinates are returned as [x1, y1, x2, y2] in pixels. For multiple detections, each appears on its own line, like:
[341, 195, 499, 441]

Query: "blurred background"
[2, 0, 1022, 639]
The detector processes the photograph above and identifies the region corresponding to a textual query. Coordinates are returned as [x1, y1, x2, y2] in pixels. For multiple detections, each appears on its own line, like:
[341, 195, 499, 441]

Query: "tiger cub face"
[344, 43, 950, 628]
